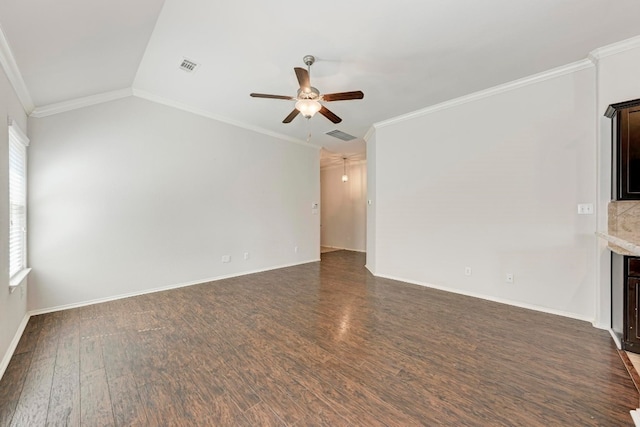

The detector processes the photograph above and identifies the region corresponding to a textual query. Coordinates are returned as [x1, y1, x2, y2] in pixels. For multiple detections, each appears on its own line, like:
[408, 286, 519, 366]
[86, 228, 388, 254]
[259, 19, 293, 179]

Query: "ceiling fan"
[250, 55, 364, 124]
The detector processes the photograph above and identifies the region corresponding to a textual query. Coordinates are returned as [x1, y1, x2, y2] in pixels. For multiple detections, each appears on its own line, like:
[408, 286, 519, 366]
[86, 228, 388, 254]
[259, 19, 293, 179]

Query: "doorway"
[319, 152, 367, 254]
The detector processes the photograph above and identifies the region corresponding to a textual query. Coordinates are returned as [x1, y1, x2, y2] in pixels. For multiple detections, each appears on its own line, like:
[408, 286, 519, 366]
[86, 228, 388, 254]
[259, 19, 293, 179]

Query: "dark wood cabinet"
[624, 256, 640, 352]
[608, 100, 640, 352]
[612, 253, 624, 343]
[606, 99, 640, 200]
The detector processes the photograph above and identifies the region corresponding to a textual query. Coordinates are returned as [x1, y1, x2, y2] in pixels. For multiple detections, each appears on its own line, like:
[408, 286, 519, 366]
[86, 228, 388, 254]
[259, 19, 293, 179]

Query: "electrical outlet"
[464, 267, 472, 276]
[294, 246, 299, 253]
[506, 273, 514, 284]
[221, 255, 231, 263]
[244, 252, 249, 260]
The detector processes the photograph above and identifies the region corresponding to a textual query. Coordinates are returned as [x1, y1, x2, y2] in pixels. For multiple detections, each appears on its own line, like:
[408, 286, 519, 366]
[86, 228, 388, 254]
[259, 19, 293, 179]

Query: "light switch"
[577, 203, 594, 215]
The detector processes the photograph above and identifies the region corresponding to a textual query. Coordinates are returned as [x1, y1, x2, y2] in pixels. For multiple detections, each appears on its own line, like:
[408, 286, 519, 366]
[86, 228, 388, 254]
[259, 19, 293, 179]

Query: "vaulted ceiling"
[2, 0, 640, 158]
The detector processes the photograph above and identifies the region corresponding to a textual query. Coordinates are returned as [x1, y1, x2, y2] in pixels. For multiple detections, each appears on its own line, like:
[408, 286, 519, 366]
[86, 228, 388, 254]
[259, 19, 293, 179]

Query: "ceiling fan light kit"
[295, 99, 322, 118]
[250, 55, 364, 125]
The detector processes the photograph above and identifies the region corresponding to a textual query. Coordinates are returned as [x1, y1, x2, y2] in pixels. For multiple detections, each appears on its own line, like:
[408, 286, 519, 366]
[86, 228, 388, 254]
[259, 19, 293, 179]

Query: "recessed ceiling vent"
[179, 58, 199, 73]
[326, 129, 356, 141]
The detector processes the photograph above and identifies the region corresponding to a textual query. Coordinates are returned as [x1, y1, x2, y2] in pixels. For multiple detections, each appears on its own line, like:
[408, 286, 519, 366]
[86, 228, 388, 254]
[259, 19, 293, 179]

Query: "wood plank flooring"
[0, 250, 637, 426]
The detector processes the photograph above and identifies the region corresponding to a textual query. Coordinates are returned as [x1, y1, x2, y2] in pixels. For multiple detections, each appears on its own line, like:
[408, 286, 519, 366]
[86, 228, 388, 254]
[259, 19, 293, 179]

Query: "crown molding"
[132, 89, 315, 149]
[589, 35, 640, 62]
[363, 125, 376, 142]
[374, 59, 594, 129]
[27, 85, 317, 149]
[30, 88, 133, 118]
[320, 158, 367, 171]
[0, 24, 34, 113]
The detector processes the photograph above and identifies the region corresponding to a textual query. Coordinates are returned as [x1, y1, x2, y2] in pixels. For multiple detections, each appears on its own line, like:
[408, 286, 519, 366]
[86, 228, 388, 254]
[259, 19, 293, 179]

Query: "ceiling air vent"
[326, 130, 356, 141]
[179, 58, 199, 73]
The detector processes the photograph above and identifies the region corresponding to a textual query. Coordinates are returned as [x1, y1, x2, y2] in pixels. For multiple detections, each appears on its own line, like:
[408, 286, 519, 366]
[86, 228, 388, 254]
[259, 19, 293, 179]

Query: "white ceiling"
[0, 0, 164, 105]
[2, 0, 640, 154]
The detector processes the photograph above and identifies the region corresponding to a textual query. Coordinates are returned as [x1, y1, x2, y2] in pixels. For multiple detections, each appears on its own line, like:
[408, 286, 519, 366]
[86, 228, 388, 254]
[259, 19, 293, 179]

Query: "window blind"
[9, 121, 29, 279]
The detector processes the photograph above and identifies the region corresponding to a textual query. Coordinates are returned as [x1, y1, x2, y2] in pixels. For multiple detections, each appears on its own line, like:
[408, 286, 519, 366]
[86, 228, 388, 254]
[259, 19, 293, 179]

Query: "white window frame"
[8, 119, 30, 289]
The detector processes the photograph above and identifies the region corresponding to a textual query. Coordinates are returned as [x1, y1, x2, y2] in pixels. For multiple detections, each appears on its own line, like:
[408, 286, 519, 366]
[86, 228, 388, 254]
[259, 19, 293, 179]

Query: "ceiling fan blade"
[283, 109, 300, 123]
[322, 91, 364, 102]
[319, 106, 342, 123]
[250, 93, 293, 100]
[294, 67, 310, 89]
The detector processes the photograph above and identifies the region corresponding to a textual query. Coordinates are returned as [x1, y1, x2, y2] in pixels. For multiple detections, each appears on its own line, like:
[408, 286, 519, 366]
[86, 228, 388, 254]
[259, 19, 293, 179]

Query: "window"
[9, 120, 29, 280]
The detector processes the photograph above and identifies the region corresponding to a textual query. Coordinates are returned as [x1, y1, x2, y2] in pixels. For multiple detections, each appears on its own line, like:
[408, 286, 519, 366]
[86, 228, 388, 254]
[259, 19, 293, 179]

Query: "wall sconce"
[342, 157, 349, 182]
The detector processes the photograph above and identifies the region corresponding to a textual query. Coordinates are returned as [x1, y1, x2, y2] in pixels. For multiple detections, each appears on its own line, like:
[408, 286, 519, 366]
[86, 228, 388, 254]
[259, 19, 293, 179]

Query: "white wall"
[366, 132, 376, 272]
[594, 43, 640, 328]
[372, 66, 597, 320]
[320, 160, 366, 252]
[28, 96, 320, 311]
[0, 65, 29, 376]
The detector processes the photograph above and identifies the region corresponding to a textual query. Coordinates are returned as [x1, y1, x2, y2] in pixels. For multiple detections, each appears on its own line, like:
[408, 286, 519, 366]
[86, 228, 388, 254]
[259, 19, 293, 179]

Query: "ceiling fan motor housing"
[297, 87, 320, 100]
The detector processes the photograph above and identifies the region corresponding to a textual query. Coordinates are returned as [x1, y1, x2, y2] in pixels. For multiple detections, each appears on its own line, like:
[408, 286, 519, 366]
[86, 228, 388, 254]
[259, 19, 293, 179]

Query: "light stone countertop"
[601, 201, 640, 256]
[596, 231, 640, 256]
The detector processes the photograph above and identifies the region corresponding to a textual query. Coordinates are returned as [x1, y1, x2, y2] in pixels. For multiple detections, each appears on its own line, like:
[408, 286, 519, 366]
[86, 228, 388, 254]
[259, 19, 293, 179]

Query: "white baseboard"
[321, 245, 365, 253]
[29, 259, 320, 316]
[631, 409, 640, 426]
[374, 272, 594, 323]
[0, 314, 30, 381]
[593, 319, 611, 330]
[609, 328, 623, 349]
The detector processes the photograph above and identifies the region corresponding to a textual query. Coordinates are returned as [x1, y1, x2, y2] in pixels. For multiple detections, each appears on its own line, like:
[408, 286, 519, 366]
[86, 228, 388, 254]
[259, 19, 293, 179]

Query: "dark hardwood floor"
[0, 250, 637, 426]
